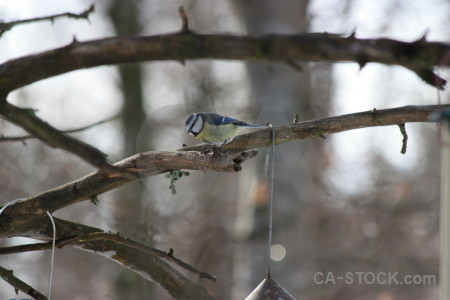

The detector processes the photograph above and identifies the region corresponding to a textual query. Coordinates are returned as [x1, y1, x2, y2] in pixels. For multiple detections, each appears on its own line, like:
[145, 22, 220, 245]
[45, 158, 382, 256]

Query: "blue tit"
[185, 112, 266, 147]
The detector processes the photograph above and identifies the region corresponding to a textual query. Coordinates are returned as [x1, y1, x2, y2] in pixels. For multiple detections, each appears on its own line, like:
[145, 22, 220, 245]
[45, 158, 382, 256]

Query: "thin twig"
[0, 265, 47, 300]
[178, 6, 190, 33]
[398, 123, 408, 154]
[0, 4, 94, 37]
[0, 241, 53, 254]
[0, 115, 119, 142]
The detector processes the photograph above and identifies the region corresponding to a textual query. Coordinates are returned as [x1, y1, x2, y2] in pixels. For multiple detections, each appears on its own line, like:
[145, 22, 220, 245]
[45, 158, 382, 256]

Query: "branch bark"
[0, 24, 447, 179]
[187, 104, 448, 153]
[0, 104, 446, 240]
[0, 231, 216, 282]
[1, 8, 446, 299]
[0, 32, 448, 96]
[0, 218, 215, 300]
[0, 114, 118, 142]
[0, 265, 47, 300]
[0, 4, 94, 37]
[0, 101, 136, 178]
[0, 150, 258, 238]
[0, 104, 445, 299]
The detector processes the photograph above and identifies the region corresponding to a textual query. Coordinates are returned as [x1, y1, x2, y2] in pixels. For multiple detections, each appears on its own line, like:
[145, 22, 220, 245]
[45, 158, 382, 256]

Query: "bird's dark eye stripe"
[188, 114, 204, 135]
[187, 115, 197, 132]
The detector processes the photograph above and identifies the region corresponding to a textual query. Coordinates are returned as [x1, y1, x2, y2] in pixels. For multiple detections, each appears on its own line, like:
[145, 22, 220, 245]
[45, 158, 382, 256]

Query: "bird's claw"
[201, 145, 227, 155]
[201, 147, 215, 154]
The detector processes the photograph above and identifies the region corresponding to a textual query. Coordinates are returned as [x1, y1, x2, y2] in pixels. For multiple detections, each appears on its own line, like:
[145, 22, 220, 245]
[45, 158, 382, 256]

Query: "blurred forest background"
[1, 0, 450, 299]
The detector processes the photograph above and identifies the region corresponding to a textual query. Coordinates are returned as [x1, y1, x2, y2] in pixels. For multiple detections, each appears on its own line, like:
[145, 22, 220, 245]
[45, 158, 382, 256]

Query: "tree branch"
[186, 104, 448, 153]
[0, 150, 258, 239]
[0, 32, 448, 96]
[0, 265, 47, 300]
[0, 232, 217, 282]
[0, 4, 94, 37]
[0, 102, 136, 178]
[398, 123, 408, 154]
[0, 218, 215, 300]
[0, 104, 445, 299]
[0, 104, 446, 240]
[0, 114, 118, 142]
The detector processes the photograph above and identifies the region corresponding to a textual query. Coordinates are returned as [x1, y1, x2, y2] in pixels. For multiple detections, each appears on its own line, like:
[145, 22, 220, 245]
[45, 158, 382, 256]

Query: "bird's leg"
[218, 139, 228, 149]
[201, 140, 229, 155]
[215, 139, 230, 155]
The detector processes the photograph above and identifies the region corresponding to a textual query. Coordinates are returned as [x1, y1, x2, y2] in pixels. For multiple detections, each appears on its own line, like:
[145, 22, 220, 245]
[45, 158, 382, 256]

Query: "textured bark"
[0, 6, 448, 298]
[1, 104, 445, 240]
[0, 33, 448, 96]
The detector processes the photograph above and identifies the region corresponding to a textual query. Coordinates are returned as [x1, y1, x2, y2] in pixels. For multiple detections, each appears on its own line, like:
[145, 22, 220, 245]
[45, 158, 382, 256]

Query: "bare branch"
[0, 104, 446, 240]
[0, 4, 94, 37]
[0, 232, 217, 283]
[0, 104, 445, 299]
[0, 33, 448, 96]
[0, 149, 258, 232]
[65, 232, 217, 282]
[0, 218, 216, 300]
[178, 6, 190, 33]
[186, 104, 449, 153]
[0, 102, 136, 178]
[398, 123, 408, 154]
[0, 265, 47, 300]
[0, 115, 118, 142]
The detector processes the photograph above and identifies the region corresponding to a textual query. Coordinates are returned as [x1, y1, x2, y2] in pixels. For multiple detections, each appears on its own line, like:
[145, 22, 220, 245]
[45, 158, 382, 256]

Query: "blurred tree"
[231, 0, 334, 298]
[0, 1, 448, 300]
[108, 0, 156, 298]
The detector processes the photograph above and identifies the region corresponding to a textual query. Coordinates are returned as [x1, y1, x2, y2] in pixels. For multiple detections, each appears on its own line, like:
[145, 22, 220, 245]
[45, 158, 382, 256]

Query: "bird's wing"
[208, 113, 249, 126]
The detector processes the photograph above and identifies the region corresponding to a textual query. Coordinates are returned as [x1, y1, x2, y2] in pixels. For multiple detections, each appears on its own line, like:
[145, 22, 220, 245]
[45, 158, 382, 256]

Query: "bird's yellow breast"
[196, 123, 239, 144]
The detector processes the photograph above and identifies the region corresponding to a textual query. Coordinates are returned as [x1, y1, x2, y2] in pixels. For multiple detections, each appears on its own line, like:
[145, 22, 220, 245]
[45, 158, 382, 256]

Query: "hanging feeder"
[245, 277, 297, 300]
[245, 125, 296, 299]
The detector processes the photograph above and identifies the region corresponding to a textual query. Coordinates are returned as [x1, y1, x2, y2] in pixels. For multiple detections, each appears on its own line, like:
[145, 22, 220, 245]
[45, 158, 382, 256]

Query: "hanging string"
[0, 198, 25, 216]
[46, 211, 56, 300]
[0, 199, 56, 299]
[264, 124, 275, 278]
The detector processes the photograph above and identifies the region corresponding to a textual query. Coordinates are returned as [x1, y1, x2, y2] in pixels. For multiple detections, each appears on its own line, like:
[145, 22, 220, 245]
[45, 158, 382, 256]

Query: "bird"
[185, 112, 266, 150]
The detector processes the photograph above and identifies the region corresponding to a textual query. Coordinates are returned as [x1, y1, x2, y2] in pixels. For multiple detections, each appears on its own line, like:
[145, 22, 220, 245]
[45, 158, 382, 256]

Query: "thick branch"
[0, 104, 446, 240]
[0, 33, 448, 95]
[0, 150, 257, 238]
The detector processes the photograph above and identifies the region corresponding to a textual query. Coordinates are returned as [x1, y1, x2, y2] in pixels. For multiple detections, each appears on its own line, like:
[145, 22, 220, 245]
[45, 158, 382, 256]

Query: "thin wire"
[265, 124, 275, 278]
[46, 211, 56, 300]
[1, 200, 56, 299]
[264, 143, 270, 175]
[0, 198, 25, 216]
